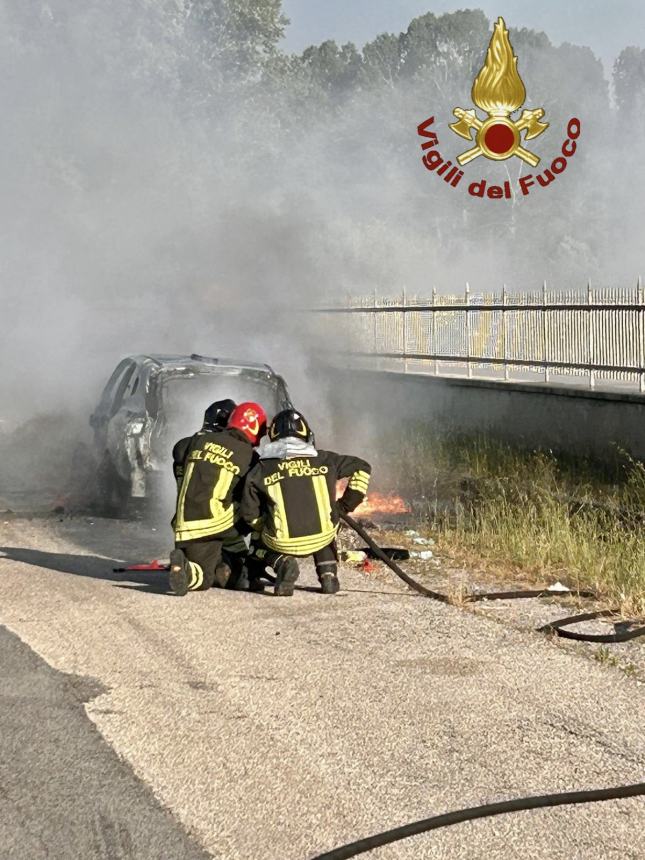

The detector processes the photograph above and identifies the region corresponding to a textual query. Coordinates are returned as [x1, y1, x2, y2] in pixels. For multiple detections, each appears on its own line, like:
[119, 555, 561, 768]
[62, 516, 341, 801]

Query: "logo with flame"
[449, 17, 548, 167]
[241, 408, 261, 437]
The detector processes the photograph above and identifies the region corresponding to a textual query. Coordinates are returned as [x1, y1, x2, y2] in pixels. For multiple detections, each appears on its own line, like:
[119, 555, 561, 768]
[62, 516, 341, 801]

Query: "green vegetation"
[387, 428, 645, 613]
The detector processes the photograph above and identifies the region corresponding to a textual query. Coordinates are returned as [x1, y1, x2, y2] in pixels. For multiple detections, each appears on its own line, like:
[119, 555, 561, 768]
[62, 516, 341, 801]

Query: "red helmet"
[227, 402, 267, 445]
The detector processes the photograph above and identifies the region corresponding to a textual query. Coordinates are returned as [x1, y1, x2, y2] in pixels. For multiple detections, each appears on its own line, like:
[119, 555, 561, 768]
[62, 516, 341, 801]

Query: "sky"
[281, 0, 645, 70]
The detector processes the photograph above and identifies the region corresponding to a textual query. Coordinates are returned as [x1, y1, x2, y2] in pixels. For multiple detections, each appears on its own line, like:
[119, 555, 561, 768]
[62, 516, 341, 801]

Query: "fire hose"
[311, 782, 645, 860]
[120, 520, 645, 643]
[310, 514, 645, 860]
[341, 514, 645, 644]
[113, 521, 644, 857]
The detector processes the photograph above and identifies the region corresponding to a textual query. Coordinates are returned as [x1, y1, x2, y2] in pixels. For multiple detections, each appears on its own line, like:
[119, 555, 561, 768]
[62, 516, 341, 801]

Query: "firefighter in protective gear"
[171, 398, 245, 589]
[240, 409, 371, 596]
[169, 402, 266, 596]
[172, 399, 237, 488]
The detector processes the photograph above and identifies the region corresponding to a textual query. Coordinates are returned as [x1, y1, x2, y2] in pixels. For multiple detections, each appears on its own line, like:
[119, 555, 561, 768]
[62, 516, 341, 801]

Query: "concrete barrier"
[331, 370, 645, 462]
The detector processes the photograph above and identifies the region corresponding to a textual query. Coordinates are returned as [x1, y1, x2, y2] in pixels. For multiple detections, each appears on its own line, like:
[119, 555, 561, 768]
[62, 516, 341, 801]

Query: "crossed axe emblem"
[449, 107, 548, 167]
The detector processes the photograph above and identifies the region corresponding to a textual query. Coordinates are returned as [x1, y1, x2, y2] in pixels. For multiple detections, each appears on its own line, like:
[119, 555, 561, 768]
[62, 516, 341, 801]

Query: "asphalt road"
[0, 515, 643, 859]
[0, 624, 209, 860]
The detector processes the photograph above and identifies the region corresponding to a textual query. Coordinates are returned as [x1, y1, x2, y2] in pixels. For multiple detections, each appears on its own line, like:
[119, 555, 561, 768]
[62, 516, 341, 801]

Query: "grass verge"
[384, 428, 645, 614]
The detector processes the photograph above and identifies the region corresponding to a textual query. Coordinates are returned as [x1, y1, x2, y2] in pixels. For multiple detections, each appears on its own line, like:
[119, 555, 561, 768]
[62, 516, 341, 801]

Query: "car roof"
[128, 354, 279, 376]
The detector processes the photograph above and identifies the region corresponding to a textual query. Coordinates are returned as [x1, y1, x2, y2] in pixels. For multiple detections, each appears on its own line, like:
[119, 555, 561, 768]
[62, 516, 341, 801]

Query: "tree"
[614, 46, 645, 117]
[297, 40, 362, 100]
[186, 0, 288, 83]
[400, 9, 489, 81]
[360, 33, 402, 89]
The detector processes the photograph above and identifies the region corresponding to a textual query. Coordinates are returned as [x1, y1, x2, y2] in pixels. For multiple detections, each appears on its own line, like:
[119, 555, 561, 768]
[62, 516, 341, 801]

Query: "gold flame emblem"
[449, 17, 548, 166]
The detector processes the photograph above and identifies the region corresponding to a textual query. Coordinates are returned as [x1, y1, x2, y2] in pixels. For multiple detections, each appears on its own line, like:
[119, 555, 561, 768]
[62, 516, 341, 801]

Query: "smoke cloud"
[0, 2, 642, 436]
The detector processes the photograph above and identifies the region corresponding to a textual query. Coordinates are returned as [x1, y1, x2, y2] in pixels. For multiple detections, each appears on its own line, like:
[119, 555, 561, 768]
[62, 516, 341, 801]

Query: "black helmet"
[268, 409, 314, 444]
[203, 399, 236, 431]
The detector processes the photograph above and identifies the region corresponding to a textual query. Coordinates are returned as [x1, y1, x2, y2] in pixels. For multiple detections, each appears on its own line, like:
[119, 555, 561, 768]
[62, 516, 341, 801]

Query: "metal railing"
[316, 282, 645, 393]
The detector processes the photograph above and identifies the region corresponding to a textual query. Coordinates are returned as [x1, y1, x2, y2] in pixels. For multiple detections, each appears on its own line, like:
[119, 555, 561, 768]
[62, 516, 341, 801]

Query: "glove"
[338, 478, 368, 515]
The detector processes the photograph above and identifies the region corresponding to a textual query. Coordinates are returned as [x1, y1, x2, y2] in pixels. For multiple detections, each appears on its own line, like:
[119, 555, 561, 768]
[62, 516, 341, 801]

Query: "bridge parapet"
[315, 283, 645, 394]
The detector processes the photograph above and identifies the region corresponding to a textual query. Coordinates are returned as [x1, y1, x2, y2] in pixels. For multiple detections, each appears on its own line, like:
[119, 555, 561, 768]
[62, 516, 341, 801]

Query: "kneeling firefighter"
[240, 409, 371, 596]
[169, 402, 267, 596]
[171, 398, 248, 589]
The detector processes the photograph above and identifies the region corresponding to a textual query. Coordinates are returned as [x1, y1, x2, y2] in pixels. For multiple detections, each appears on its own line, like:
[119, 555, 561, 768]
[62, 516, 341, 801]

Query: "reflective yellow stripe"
[352, 470, 370, 482]
[312, 475, 333, 533]
[176, 461, 195, 532]
[174, 511, 235, 542]
[174, 463, 236, 542]
[188, 561, 204, 590]
[262, 525, 338, 556]
[211, 469, 234, 515]
[267, 482, 290, 542]
[348, 470, 371, 492]
[349, 476, 370, 487]
[262, 475, 337, 555]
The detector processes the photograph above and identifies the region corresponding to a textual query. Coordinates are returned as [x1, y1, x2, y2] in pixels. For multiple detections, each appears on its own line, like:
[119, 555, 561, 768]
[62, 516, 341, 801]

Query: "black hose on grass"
[310, 781, 645, 860]
[341, 514, 449, 603]
[539, 609, 645, 643]
[341, 514, 645, 644]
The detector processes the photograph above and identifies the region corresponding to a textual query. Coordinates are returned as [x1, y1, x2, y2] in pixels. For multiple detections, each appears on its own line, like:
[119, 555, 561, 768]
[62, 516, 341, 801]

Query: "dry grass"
[384, 428, 645, 614]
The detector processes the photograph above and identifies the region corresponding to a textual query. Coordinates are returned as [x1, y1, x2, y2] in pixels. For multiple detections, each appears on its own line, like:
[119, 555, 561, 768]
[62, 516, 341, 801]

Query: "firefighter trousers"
[249, 539, 338, 583]
[177, 526, 248, 590]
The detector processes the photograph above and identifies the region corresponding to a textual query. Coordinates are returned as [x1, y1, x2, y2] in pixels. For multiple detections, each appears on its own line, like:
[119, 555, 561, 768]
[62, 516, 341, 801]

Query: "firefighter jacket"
[240, 438, 371, 556]
[173, 428, 256, 543]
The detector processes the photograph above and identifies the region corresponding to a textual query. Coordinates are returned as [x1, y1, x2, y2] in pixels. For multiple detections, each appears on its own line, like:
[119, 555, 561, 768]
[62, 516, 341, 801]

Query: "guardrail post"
[588, 280, 595, 389]
[543, 281, 550, 383]
[372, 287, 378, 362]
[433, 287, 439, 376]
[465, 282, 472, 378]
[639, 275, 645, 394]
[502, 283, 509, 381]
[402, 287, 408, 374]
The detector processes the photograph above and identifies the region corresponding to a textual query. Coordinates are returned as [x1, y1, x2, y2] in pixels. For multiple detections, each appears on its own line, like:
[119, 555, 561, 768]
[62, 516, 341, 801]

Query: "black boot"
[213, 562, 232, 589]
[244, 556, 268, 593]
[169, 548, 190, 596]
[274, 556, 299, 597]
[249, 577, 266, 593]
[229, 554, 262, 591]
[317, 560, 340, 594]
[320, 572, 340, 594]
[229, 561, 251, 591]
[170, 549, 216, 595]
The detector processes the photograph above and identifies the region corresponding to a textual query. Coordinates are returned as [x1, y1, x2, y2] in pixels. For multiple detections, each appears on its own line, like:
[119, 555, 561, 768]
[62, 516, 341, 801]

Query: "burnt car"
[90, 354, 292, 510]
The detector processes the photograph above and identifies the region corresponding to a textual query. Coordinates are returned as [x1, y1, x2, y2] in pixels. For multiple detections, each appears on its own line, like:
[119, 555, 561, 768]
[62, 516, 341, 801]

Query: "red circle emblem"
[483, 123, 515, 155]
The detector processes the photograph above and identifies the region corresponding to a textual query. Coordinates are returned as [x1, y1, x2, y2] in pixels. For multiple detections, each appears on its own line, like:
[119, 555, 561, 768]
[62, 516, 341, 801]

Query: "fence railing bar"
[639, 276, 645, 394]
[588, 281, 595, 390]
[432, 286, 438, 376]
[312, 304, 645, 314]
[347, 352, 644, 375]
[542, 281, 549, 384]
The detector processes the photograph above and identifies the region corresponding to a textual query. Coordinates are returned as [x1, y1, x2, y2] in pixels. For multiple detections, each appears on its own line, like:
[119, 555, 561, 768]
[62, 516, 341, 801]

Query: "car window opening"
[159, 374, 280, 452]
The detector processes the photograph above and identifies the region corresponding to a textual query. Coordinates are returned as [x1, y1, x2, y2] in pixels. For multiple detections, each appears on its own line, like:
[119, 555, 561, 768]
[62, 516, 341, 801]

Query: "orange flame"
[336, 481, 410, 517]
[354, 492, 411, 517]
[472, 17, 526, 115]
